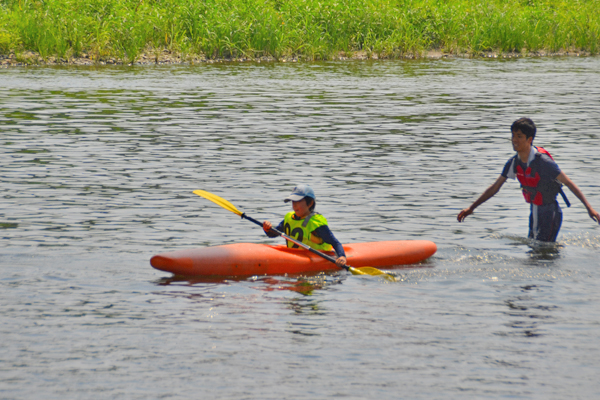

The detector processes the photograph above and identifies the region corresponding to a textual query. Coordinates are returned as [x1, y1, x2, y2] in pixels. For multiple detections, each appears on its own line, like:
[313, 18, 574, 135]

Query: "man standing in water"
[457, 117, 600, 242]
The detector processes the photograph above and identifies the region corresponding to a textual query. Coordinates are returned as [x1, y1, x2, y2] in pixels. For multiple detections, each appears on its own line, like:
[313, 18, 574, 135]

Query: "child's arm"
[262, 220, 284, 237]
[313, 225, 347, 267]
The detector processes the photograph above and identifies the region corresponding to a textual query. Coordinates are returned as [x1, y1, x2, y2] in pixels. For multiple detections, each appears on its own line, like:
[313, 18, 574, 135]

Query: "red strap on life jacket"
[536, 146, 554, 160]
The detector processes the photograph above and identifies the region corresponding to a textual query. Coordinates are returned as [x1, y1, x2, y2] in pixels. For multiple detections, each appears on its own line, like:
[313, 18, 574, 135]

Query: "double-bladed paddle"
[193, 190, 396, 280]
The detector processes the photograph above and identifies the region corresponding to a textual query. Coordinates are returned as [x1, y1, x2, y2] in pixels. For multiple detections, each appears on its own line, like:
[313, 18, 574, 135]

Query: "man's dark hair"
[511, 117, 536, 140]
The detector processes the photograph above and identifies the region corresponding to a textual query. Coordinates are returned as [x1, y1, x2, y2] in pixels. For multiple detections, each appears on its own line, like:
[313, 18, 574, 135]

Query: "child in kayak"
[457, 117, 600, 242]
[263, 184, 347, 267]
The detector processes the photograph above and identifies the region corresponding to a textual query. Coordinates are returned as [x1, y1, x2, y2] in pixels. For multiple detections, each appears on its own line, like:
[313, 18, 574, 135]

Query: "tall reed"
[1, 0, 598, 62]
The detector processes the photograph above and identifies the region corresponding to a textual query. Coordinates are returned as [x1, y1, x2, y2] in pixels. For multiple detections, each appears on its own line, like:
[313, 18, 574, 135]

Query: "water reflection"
[526, 243, 562, 262]
[501, 284, 558, 338]
[503, 235, 563, 262]
[156, 273, 343, 296]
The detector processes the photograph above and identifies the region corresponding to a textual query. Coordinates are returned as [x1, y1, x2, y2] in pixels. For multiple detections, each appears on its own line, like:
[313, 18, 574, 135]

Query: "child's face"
[511, 129, 532, 152]
[292, 199, 311, 219]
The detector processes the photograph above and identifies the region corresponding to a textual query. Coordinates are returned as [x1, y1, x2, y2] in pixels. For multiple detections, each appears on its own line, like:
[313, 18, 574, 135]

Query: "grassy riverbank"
[1, 0, 599, 64]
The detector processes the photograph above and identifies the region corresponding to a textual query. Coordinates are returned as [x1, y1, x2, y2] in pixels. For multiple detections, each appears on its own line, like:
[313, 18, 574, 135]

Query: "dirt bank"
[0, 49, 592, 68]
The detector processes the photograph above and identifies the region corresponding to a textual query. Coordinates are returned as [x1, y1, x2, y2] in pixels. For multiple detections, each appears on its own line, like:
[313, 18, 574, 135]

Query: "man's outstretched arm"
[556, 172, 600, 223]
[457, 176, 507, 222]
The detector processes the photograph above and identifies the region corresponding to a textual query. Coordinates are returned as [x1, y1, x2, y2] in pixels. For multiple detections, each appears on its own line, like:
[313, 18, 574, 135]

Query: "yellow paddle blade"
[349, 266, 397, 282]
[193, 190, 243, 216]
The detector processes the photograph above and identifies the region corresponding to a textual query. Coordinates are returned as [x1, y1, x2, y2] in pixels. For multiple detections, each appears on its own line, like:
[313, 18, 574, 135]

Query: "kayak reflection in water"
[262, 184, 348, 268]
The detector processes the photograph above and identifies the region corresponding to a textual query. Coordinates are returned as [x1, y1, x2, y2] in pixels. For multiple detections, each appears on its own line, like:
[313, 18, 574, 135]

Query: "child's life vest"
[513, 146, 570, 207]
[283, 211, 334, 252]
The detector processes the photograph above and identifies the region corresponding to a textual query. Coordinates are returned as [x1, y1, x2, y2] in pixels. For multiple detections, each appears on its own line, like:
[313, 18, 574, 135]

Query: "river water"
[1, 57, 600, 399]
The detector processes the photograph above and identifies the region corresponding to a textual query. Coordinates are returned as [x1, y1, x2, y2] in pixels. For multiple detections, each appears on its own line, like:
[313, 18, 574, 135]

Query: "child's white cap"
[284, 184, 315, 202]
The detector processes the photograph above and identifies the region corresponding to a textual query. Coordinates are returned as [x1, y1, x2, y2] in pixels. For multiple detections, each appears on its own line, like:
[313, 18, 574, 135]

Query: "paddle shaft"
[240, 213, 349, 271]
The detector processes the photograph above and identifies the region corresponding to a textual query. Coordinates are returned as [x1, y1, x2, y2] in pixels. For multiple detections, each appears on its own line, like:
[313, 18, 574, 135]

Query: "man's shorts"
[528, 201, 562, 242]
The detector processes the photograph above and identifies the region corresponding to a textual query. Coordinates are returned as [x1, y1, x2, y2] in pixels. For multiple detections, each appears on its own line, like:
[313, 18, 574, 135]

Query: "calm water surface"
[1, 57, 600, 399]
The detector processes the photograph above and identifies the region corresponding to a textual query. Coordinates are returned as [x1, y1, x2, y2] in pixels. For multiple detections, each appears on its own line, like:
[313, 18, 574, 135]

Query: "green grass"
[1, 0, 599, 62]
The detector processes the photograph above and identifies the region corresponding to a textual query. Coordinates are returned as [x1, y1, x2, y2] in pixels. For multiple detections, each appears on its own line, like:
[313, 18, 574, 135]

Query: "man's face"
[511, 129, 532, 152]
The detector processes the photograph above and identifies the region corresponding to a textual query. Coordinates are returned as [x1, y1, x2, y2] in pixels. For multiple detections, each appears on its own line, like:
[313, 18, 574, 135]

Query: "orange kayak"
[150, 240, 437, 277]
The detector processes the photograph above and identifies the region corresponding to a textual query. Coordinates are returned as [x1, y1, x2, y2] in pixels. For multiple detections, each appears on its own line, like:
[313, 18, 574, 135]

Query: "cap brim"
[284, 194, 305, 203]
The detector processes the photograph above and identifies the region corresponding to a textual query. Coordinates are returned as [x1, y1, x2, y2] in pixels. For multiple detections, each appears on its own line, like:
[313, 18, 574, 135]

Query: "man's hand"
[588, 207, 600, 224]
[457, 207, 473, 222]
